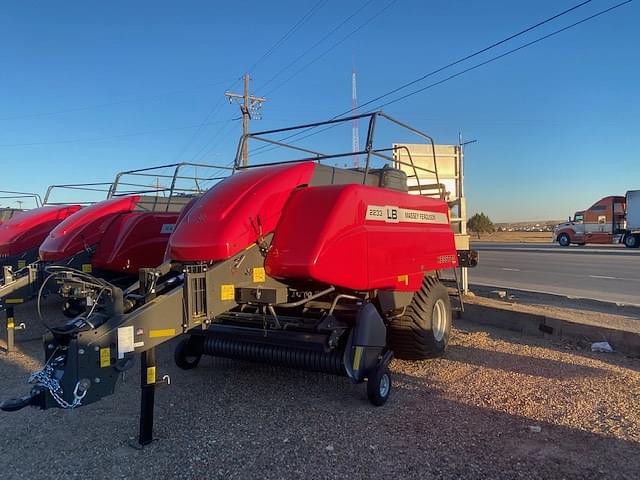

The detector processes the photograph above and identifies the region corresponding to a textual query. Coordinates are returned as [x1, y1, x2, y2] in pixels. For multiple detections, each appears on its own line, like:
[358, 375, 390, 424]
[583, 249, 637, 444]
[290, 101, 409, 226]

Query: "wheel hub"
[432, 298, 447, 342]
[379, 373, 390, 397]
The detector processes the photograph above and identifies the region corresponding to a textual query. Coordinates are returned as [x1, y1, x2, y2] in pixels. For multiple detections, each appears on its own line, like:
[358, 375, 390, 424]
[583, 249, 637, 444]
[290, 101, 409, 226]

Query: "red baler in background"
[0, 163, 230, 350]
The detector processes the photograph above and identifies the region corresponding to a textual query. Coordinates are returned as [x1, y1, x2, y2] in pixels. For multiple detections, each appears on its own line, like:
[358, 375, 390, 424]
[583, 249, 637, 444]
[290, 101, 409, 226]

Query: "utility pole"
[352, 65, 360, 168]
[225, 74, 267, 167]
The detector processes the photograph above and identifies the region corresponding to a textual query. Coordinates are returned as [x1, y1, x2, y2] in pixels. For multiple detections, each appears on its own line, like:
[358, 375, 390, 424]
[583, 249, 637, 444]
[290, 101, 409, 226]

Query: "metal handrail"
[43, 183, 114, 205]
[0, 190, 43, 208]
[235, 111, 443, 200]
[40, 162, 232, 212]
[108, 162, 233, 212]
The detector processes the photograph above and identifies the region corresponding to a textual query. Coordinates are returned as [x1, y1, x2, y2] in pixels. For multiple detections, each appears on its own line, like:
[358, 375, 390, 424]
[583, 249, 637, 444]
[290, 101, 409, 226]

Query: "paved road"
[469, 242, 640, 305]
[473, 241, 634, 253]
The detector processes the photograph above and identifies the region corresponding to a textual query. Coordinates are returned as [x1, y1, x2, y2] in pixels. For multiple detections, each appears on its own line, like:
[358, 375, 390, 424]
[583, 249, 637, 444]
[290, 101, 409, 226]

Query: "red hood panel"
[92, 212, 179, 273]
[0, 205, 81, 256]
[169, 162, 316, 262]
[265, 184, 456, 291]
[39, 196, 140, 261]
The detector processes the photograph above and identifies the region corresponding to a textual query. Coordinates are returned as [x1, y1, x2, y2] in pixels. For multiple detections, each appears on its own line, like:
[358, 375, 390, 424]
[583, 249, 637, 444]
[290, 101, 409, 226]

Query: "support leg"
[137, 347, 156, 447]
[6, 307, 14, 353]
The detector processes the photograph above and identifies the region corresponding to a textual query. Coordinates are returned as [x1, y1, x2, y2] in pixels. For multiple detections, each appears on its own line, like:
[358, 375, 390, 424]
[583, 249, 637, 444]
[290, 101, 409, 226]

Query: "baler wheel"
[174, 336, 202, 370]
[387, 276, 452, 360]
[367, 364, 392, 406]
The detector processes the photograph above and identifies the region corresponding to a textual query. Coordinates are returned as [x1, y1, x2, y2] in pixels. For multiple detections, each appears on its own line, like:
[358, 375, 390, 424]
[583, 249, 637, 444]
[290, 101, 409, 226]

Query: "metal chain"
[28, 362, 87, 410]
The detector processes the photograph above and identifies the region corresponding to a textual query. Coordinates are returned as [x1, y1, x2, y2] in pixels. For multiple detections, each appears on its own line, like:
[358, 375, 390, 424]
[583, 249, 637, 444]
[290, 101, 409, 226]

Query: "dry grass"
[472, 231, 554, 243]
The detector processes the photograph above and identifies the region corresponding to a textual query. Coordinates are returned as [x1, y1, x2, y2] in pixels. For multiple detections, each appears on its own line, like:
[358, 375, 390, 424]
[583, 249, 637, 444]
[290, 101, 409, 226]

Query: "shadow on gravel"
[456, 321, 640, 373]
[1, 336, 639, 479]
[116, 359, 640, 478]
[445, 344, 605, 380]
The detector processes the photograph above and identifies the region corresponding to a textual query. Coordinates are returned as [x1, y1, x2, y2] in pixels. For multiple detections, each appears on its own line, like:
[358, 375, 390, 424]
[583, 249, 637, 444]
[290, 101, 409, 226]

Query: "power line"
[171, 77, 242, 162]
[0, 80, 231, 122]
[250, 0, 608, 156]
[353, 0, 594, 114]
[263, 0, 399, 97]
[189, 115, 239, 162]
[374, 0, 633, 110]
[192, 120, 242, 164]
[0, 118, 235, 148]
[174, 2, 329, 163]
[247, 0, 329, 75]
[256, 0, 376, 93]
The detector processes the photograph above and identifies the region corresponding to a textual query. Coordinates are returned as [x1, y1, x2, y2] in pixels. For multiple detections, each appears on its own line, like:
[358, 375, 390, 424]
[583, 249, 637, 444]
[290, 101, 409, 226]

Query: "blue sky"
[0, 0, 638, 221]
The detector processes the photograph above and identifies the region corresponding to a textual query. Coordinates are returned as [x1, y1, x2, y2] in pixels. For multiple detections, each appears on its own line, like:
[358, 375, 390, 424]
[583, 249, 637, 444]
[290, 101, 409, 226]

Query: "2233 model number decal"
[365, 205, 448, 225]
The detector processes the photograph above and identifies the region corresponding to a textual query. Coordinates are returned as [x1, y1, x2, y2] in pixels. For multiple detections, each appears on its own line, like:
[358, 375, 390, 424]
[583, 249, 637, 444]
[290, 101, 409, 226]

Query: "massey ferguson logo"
[365, 205, 447, 225]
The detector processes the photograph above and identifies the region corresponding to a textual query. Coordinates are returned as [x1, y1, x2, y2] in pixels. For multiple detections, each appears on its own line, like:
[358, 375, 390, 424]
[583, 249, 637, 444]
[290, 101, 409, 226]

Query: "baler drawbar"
[1, 112, 477, 446]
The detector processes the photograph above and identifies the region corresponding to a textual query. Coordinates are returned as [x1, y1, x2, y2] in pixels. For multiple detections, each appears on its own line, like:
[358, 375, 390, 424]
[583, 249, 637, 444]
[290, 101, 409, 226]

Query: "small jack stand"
[129, 347, 170, 449]
[129, 348, 157, 449]
[4, 307, 25, 352]
[5, 306, 14, 353]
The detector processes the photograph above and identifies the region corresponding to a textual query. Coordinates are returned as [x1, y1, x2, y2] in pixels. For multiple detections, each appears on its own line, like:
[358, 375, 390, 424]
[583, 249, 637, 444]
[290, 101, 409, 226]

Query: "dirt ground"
[0, 301, 639, 480]
[473, 231, 553, 243]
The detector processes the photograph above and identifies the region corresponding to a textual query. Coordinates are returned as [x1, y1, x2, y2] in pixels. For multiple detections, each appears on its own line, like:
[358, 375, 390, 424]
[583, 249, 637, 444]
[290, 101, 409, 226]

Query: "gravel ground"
[0, 301, 639, 480]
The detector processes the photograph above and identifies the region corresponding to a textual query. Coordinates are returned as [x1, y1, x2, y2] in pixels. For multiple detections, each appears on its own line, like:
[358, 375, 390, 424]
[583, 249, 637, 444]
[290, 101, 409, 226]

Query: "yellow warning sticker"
[220, 284, 235, 301]
[353, 346, 364, 371]
[5, 298, 24, 304]
[17, 260, 26, 269]
[81, 264, 93, 273]
[397, 274, 409, 286]
[100, 347, 111, 368]
[149, 328, 176, 338]
[252, 267, 266, 283]
[7, 318, 14, 329]
[146, 366, 156, 385]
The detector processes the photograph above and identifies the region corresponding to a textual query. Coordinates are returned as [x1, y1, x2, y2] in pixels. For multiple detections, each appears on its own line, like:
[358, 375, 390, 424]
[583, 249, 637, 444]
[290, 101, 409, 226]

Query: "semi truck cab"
[554, 194, 638, 247]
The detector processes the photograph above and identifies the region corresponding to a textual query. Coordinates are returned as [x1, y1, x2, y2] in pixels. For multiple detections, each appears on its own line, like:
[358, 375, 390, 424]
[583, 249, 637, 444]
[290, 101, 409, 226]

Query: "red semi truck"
[553, 190, 640, 248]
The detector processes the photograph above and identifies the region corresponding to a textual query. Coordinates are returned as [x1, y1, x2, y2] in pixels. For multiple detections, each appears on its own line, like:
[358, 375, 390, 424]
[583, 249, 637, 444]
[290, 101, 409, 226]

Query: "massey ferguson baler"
[0, 163, 229, 350]
[1, 112, 477, 446]
[0, 183, 110, 349]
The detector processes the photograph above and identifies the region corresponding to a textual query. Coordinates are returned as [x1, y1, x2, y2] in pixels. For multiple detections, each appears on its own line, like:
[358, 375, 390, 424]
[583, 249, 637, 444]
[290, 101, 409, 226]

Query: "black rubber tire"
[557, 234, 570, 247]
[624, 234, 639, 249]
[174, 336, 202, 370]
[387, 276, 452, 360]
[62, 298, 86, 319]
[367, 364, 392, 406]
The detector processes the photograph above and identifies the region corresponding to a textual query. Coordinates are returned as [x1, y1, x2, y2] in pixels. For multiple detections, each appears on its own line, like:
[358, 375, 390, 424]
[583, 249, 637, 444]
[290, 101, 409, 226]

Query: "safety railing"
[233, 111, 445, 200]
[42, 162, 233, 212]
[0, 190, 43, 209]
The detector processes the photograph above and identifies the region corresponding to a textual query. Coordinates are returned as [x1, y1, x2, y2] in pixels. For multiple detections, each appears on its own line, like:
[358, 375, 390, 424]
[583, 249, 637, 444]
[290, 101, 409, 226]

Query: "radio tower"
[352, 65, 360, 168]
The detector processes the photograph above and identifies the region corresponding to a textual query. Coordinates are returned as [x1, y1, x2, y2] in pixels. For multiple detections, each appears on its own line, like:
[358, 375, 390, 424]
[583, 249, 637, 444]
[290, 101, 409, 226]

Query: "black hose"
[36, 266, 116, 332]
